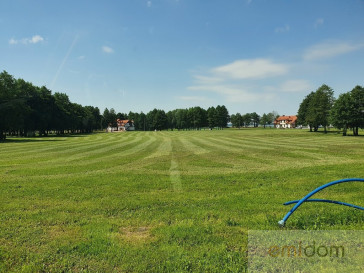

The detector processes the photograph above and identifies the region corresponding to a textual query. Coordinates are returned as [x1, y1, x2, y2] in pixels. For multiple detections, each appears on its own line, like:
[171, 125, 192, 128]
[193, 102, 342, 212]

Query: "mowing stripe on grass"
[169, 159, 182, 192]
[0, 129, 363, 272]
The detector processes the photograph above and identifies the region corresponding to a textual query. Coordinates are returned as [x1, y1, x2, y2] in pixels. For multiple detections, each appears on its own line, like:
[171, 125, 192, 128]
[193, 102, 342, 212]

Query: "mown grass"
[0, 129, 363, 272]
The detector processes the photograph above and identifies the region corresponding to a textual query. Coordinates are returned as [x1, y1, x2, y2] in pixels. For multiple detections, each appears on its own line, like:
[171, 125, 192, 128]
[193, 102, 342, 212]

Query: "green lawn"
[1, 129, 363, 272]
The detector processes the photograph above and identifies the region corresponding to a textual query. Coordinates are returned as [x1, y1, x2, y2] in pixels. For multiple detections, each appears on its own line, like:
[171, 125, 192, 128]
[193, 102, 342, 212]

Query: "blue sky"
[1, 0, 364, 115]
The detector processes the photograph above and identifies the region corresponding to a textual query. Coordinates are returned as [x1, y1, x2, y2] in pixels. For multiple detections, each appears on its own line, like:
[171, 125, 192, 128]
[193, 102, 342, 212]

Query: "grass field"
[1, 129, 363, 272]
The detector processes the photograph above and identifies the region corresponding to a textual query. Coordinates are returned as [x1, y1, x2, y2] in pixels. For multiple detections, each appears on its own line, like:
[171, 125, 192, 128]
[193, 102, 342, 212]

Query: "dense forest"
[103, 105, 229, 131]
[0, 71, 102, 140]
[0, 71, 230, 139]
[1, 71, 363, 139]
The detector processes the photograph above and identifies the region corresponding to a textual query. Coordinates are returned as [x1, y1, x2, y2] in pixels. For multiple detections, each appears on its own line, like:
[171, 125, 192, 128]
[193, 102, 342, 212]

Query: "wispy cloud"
[9, 35, 44, 45]
[314, 18, 324, 28]
[147, 1, 152, 7]
[9, 38, 18, 45]
[212, 59, 288, 80]
[102, 46, 114, 54]
[193, 75, 223, 85]
[186, 58, 287, 104]
[303, 41, 364, 61]
[279, 80, 311, 93]
[188, 84, 274, 103]
[30, 35, 44, 44]
[178, 96, 208, 102]
[275, 24, 290, 33]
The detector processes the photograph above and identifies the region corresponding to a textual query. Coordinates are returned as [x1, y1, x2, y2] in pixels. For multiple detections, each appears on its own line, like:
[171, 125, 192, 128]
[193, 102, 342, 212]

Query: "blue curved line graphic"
[278, 178, 364, 226]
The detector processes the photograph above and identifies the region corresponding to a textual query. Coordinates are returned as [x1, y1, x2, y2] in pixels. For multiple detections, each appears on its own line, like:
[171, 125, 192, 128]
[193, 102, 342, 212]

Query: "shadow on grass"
[0, 133, 97, 143]
[342, 134, 364, 137]
[306, 130, 364, 137]
[0, 138, 65, 143]
[306, 130, 341, 134]
[48, 133, 92, 138]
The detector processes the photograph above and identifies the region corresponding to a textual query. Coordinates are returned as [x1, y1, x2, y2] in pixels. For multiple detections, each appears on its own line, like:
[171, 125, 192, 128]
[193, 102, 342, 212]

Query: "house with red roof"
[116, 119, 135, 131]
[274, 115, 297, 129]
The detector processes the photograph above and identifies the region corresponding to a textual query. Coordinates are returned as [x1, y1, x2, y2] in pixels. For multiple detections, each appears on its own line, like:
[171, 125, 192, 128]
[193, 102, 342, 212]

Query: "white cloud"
[9, 35, 44, 45]
[212, 59, 288, 80]
[275, 24, 290, 33]
[279, 80, 311, 93]
[314, 18, 324, 28]
[303, 41, 364, 61]
[263, 80, 312, 94]
[188, 84, 273, 103]
[147, 1, 152, 7]
[30, 35, 44, 44]
[102, 46, 114, 53]
[193, 75, 224, 84]
[78, 55, 85, 60]
[185, 58, 287, 104]
[9, 38, 18, 45]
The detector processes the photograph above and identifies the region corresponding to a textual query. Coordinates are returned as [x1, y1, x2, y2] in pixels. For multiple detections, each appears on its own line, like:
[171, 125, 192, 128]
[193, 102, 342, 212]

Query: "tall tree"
[135, 112, 146, 131]
[297, 91, 314, 129]
[146, 109, 168, 130]
[266, 112, 277, 127]
[0, 71, 17, 139]
[330, 92, 353, 136]
[166, 110, 175, 130]
[174, 109, 189, 130]
[215, 105, 229, 129]
[250, 112, 260, 127]
[84, 106, 102, 132]
[231, 113, 243, 128]
[350, 85, 364, 136]
[116, 112, 127, 120]
[242, 113, 252, 127]
[207, 107, 217, 129]
[102, 108, 117, 128]
[306, 84, 335, 133]
[30, 86, 54, 136]
[260, 113, 269, 128]
[54, 92, 72, 134]
[188, 106, 207, 129]
[330, 85, 364, 136]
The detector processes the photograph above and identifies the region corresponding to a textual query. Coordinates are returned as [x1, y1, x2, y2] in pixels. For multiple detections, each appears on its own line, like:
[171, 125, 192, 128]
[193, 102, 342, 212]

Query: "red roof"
[116, 119, 133, 126]
[274, 115, 297, 124]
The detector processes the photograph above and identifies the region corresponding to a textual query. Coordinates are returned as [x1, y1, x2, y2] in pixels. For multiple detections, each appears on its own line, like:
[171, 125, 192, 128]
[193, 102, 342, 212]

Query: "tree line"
[2, 71, 362, 139]
[0, 71, 102, 139]
[0, 71, 230, 139]
[297, 84, 364, 136]
[230, 111, 278, 128]
[102, 105, 229, 131]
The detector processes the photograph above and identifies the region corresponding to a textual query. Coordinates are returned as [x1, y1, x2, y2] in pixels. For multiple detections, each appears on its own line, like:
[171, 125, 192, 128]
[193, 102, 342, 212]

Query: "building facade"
[274, 115, 297, 129]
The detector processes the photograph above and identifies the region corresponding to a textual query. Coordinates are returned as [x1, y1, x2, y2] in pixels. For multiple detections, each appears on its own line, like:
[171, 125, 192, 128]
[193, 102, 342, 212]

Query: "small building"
[274, 115, 297, 129]
[116, 119, 135, 131]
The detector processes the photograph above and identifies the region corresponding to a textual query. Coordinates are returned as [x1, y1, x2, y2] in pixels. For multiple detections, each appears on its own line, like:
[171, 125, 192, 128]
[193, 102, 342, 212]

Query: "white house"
[116, 119, 135, 131]
[274, 115, 297, 129]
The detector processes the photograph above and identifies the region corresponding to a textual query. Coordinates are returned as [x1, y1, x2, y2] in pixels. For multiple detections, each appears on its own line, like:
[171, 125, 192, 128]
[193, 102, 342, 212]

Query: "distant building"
[116, 119, 135, 131]
[107, 127, 117, 132]
[274, 115, 297, 129]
